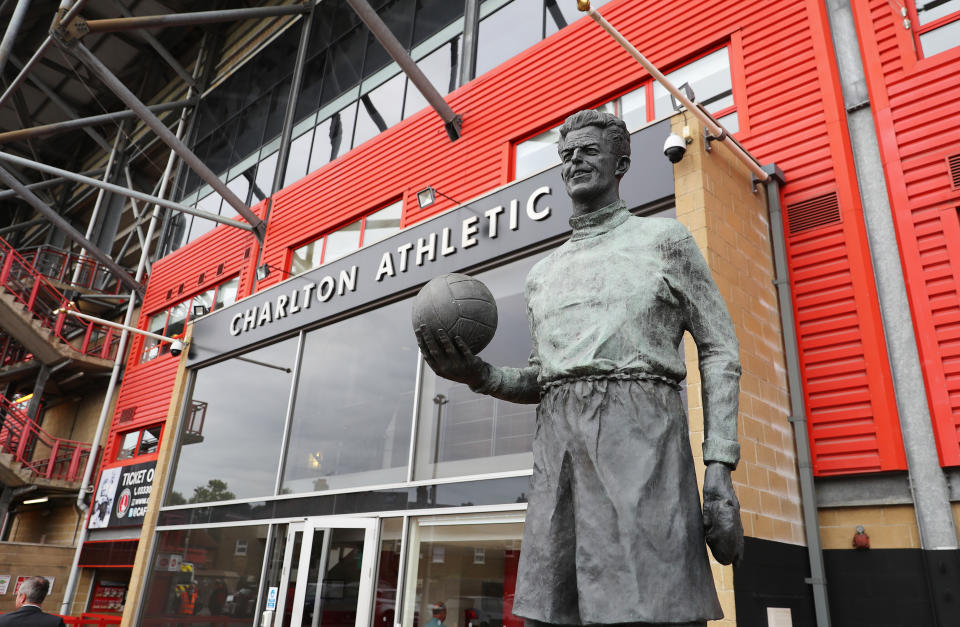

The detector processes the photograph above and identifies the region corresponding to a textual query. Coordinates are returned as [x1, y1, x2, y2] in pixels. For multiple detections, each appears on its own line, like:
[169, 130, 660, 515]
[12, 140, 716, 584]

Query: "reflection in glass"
[514, 126, 561, 180]
[404, 38, 460, 116]
[362, 201, 403, 246]
[475, 1, 541, 78]
[138, 426, 161, 455]
[373, 519, 404, 626]
[653, 48, 732, 119]
[284, 130, 315, 187]
[353, 73, 406, 148]
[916, 0, 960, 25]
[256, 152, 279, 197]
[290, 237, 324, 276]
[301, 527, 367, 626]
[322, 220, 362, 263]
[169, 338, 298, 503]
[401, 514, 524, 627]
[309, 117, 334, 172]
[140, 525, 269, 622]
[117, 431, 139, 460]
[414, 252, 548, 480]
[282, 299, 417, 494]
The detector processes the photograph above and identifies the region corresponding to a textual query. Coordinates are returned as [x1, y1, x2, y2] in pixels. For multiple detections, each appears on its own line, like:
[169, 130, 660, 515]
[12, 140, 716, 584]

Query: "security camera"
[169, 339, 185, 357]
[663, 133, 688, 163]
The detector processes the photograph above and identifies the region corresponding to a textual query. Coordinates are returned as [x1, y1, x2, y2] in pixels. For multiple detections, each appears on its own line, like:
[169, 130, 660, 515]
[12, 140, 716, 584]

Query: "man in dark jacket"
[0, 577, 66, 626]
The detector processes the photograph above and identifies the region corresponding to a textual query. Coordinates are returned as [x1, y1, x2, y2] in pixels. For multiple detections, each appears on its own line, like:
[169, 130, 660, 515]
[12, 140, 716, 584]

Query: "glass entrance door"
[273, 518, 379, 627]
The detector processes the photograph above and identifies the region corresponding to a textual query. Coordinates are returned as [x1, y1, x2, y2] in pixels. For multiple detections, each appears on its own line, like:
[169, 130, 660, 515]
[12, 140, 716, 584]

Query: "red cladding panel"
[851, 0, 960, 466]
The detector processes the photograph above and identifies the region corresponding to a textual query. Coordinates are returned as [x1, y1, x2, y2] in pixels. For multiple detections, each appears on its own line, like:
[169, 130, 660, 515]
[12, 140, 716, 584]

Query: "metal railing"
[0, 237, 122, 361]
[16, 244, 129, 295]
[62, 615, 123, 626]
[0, 330, 32, 368]
[0, 394, 92, 482]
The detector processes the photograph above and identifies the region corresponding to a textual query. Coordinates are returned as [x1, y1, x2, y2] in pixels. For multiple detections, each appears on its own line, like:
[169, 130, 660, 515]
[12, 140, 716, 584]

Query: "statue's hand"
[702, 462, 744, 566]
[415, 325, 489, 388]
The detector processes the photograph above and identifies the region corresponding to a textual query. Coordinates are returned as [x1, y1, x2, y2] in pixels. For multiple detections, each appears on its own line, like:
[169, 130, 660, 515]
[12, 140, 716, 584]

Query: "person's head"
[16, 577, 50, 608]
[431, 601, 446, 621]
[557, 110, 631, 209]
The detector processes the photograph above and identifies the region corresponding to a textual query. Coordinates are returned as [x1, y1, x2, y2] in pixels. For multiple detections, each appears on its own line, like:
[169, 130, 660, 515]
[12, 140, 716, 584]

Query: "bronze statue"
[415, 110, 743, 627]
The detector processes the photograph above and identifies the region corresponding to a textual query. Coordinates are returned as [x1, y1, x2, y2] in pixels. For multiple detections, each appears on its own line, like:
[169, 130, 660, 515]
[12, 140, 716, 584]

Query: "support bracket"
[52, 8, 89, 43]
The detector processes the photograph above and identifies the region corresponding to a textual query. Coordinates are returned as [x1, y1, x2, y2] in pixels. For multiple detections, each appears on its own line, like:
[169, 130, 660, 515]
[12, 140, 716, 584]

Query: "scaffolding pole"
[66, 40, 267, 240]
[0, 0, 88, 111]
[0, 151, 255, 232]
[0, 164, 143, 295]
[0, 98, 197, 144]
[0, 167, 104, 199]
[0, 0, 32, 78]
[84, 3, 310, 33]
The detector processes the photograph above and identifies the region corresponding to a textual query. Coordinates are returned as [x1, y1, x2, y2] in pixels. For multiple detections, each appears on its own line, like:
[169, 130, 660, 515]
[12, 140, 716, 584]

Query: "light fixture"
[417, 187, 437, 209]
[256, 263, 292, 281]
[192, 304, 210, 318]
[670, 82, 695, 112]
[23, 496, 48, 505]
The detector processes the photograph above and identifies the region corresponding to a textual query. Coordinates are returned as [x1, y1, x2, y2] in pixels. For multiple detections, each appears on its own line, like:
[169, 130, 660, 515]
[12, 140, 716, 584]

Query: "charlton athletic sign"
[88, 460, 156, 529]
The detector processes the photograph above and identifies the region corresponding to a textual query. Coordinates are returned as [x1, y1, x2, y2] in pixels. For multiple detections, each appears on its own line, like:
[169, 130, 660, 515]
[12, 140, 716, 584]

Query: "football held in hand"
[412, 273, 498, 354]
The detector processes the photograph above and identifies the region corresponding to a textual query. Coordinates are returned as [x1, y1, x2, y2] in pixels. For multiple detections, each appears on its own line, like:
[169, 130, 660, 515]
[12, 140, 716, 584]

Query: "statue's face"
[559, 125, 620, 205]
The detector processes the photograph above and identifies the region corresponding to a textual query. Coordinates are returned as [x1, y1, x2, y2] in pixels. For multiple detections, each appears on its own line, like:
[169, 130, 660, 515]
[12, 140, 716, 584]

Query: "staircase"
[0, 393, 92, 488]
[0, 236, 121, 375]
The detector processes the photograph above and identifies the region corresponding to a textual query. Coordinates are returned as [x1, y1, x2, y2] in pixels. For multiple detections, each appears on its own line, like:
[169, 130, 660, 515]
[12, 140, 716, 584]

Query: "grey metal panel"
[188, 119, 674, 364]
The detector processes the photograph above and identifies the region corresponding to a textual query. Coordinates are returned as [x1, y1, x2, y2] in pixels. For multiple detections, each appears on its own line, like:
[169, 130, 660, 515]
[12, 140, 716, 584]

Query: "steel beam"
[106, 0, 197, 88]
[0, 98, 197, 144]
[0, 168, 105, 199]
[84, 3, 310, 33]
[0, 0, 88, 112]
[9, 54, 112, 152]
[346, 0, 462, 141]
[0, 164, 143, 295]
[0, 0, 32, 78]
[67, 41, 266, 239]
[0, 151, 255, 232]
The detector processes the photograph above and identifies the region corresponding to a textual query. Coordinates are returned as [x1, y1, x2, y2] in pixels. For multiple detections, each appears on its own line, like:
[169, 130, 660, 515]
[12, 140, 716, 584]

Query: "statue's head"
[557, 110, 631, 206]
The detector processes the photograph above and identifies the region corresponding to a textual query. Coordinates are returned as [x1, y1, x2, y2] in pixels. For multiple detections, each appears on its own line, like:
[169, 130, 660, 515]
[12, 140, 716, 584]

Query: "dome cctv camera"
[663, 133, 687, 163]
[169, 339, 185, 357]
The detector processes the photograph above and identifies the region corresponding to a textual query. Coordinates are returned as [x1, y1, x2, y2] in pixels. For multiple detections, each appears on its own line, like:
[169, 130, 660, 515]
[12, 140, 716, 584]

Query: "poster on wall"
[0, 575, 10, 594]
[87, 461, 156, 529]
[13, 576, 54, 595]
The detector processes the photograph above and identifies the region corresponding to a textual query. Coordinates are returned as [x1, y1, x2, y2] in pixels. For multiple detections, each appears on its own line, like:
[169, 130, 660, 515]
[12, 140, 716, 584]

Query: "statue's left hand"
[702, 462, 744, 566]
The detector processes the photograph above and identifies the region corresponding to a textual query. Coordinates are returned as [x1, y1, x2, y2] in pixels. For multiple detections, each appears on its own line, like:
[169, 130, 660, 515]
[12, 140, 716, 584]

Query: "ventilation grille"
[786, 192, 841, 235]
[118, 406, 136, 424]
[949, 153, 960, 190]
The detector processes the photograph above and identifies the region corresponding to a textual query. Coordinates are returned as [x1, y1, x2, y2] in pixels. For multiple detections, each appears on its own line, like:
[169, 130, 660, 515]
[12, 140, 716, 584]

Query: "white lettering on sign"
[227, 187, 554, 336]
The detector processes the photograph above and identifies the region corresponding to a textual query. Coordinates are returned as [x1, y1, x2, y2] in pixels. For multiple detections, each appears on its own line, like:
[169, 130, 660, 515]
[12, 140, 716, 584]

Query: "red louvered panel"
[853, 0, 960, 467]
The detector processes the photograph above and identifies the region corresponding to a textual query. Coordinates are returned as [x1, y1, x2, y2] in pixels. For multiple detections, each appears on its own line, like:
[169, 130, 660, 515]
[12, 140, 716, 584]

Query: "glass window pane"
[620, 85, 647, 132]
[515, 126, 561, 180]
[281, 299, 417, 494]
[290, 238, 324, 275]
[296, 52, 327, 123]
[373, 519, 404, 626]
[362, 200, 403, 246]
[401, 514, 524, 627]
[405, 38, 460, 117]
[223, 176, 250, 218]
[169, 338, 297, 504]
[717, 111, 739, 135]
[140, 526, 269, 622]
[214, 277, 240, 310]
[332, 103, 358, 158]
[116, 431, 139, 460]
[413, 0, 465, 48]
[165, 301, 188, 338]
[322, 26, 367, 107]
[475, 2, 542, 78]
[138, 426, 161, 455]
[414, 251, 548, 480]
[917, 0, 960, 25]
[188, 217, 218, 243]
[920, 19, 960, 56]
[284, 129, 315, 187]
[142, 311, 168, 362]
[192, 290, 214, 317]
[255, 152, 279, 198]
[322, 220, 362, 263]
[309, 117, 334, 171]
[653, 48, 732, 119]
[353, 73, 406, 148]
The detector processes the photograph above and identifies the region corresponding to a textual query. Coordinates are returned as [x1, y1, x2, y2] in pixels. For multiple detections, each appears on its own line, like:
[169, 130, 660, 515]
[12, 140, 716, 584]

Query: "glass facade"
[165, 0, 615, 255]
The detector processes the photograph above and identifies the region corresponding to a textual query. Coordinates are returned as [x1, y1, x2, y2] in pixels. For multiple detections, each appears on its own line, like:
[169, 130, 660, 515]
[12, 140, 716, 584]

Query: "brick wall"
[0, 542, 76, 614]
[818, 505, 921, 550]
[673, 113, 805, 625]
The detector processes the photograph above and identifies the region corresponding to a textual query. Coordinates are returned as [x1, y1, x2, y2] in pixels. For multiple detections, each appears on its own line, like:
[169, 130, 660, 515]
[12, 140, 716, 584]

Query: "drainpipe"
[763, 164, 832, 626]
